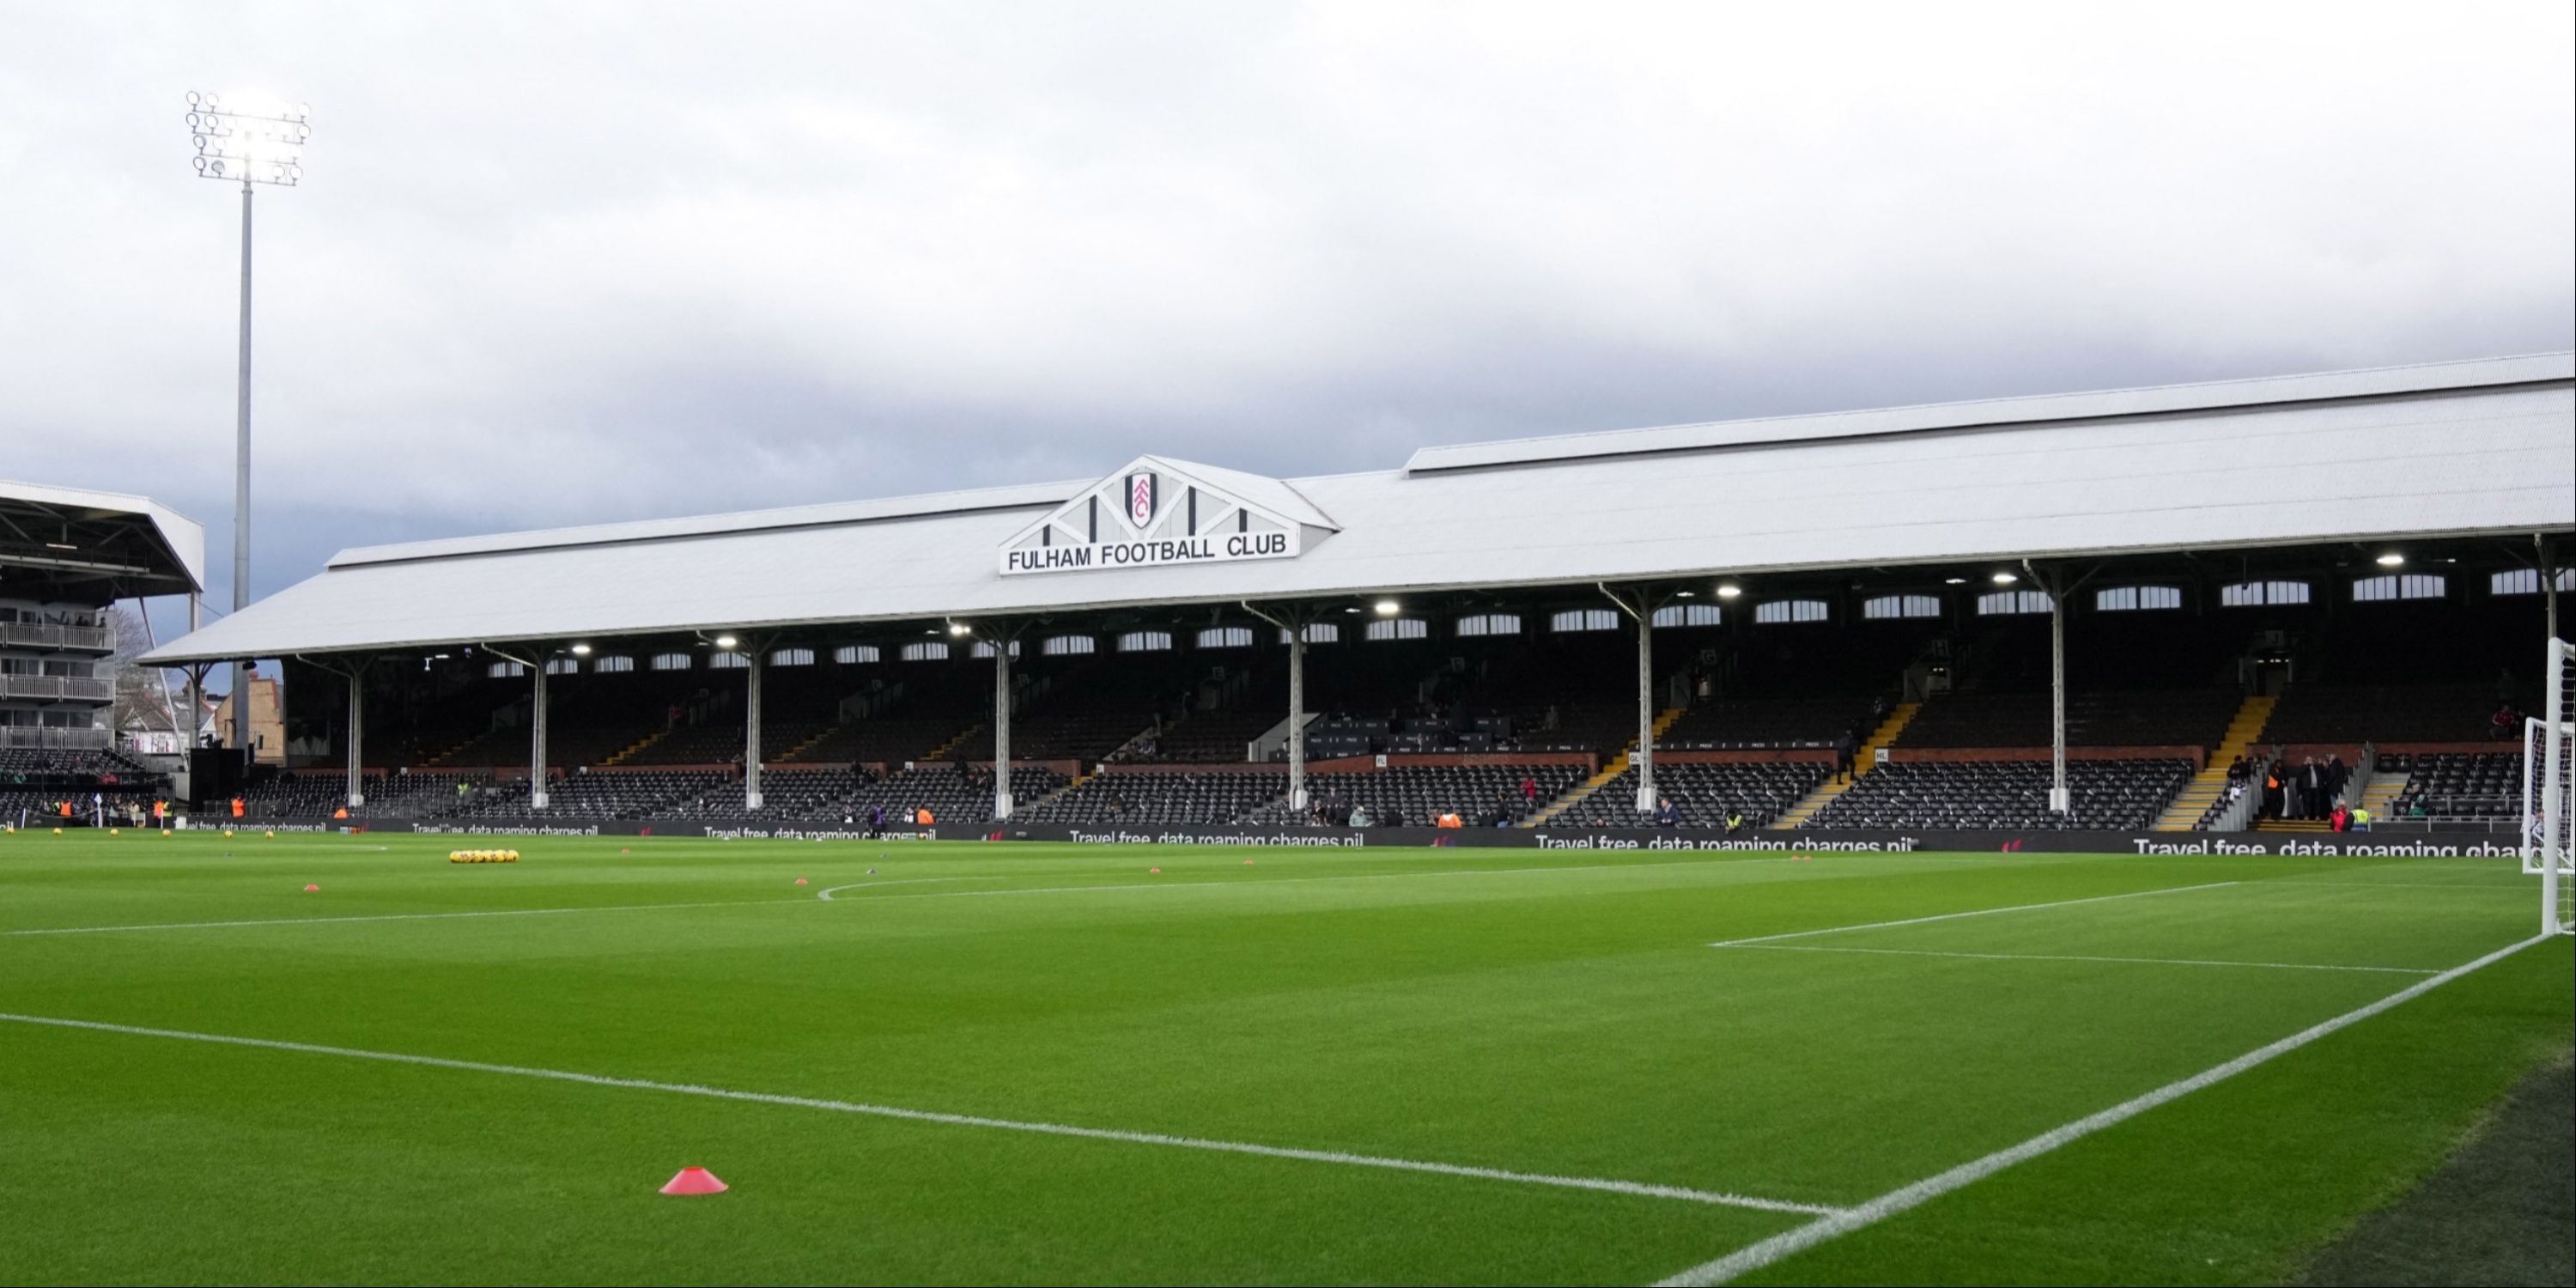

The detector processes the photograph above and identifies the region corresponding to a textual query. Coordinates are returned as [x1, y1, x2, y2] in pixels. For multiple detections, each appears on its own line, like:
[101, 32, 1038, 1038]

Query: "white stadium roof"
[144, 352, 2574, 664]
[0, 478, 206, 598]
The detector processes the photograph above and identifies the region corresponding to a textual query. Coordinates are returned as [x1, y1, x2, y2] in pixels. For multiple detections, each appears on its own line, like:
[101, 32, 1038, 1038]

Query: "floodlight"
[1715, 584, 1742, 599]
[2376, 552, 2406, 567]
[949, 622, 973, 636]
[186, 91, 310, 186]
[1944, 577, 1968, 585]
[714, 635, 738, 649]
[569, 643, 592, 656]
[1991, 572, 2019, 585]
[1374, 600, 1400, 616]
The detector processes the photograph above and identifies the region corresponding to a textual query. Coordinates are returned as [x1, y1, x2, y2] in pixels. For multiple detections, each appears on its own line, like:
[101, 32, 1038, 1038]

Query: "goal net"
[2524, 637, 2573, 936]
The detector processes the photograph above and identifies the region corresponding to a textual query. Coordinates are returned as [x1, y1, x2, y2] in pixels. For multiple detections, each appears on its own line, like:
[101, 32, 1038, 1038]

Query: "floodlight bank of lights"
[186, 92, 310, 185]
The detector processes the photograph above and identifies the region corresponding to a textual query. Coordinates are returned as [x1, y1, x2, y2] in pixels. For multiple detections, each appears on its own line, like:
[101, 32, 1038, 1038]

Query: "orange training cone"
[659, 1167, 728, 1195]
[794, 878, 808, 885]
[303, 884, 319, 891]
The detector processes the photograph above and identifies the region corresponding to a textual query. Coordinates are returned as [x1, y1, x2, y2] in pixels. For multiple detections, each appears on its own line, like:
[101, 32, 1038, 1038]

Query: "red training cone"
[660, 1166, 728, 1195]
[304, 884, 319, 891]
[794, 878, 808, 885]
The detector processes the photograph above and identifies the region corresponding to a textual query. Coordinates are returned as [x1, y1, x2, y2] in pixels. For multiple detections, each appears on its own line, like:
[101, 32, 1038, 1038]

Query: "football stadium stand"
[117, 352, 2570, 840]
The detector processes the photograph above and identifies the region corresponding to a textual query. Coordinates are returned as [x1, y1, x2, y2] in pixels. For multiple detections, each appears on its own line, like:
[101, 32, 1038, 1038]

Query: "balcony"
[0, 675, 111, 702]
[0, 623, 112, 653]
[0, 726, 110, 751]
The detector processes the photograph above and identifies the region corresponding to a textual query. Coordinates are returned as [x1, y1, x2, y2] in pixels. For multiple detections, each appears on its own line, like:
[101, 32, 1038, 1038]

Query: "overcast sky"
[3, 1, 2570, 647]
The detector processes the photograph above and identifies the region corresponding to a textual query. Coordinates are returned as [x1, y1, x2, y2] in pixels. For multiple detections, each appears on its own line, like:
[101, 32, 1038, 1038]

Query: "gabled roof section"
[0, 478, 206, 595]
[331, 479, 1086, 569]
[1404, 351, 2576, 474]
[998, 456, 1340, 577]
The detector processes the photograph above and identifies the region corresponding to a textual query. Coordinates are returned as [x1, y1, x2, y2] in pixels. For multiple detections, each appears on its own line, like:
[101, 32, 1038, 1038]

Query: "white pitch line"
[0, 1011, 1840, 1218]
[0, 898, 803, 939]
[1651, 932, 2555, 1286]
[1705, 880, 2241, 947]
[1714, 943, 2438, 975]
[846, 854, 1886, 906]
[814, 877, 987, 899]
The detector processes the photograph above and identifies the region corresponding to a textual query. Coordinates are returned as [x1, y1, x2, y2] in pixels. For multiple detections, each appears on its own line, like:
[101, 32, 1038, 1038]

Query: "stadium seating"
[1546, 761, 1829, 829]
[1246, 764, 1587, 827]
[1806, 759, 2193, 830]
[2257, 683, 2520, 746]
[236, 770, 490, 819]
[1658, 697, 1874, 750]
[2385, 751, 2525, 823]
[1898, 689, 2238, 750]
[1018, 771, 1289, 824]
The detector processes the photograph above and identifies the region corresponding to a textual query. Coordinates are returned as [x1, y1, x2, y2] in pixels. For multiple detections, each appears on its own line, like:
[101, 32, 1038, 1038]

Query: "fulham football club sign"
[999, 456, 1337, 577]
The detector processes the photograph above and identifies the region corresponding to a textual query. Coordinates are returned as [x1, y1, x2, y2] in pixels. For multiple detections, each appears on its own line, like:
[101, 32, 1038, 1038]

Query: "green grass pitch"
[1, 829, 2566, 1285]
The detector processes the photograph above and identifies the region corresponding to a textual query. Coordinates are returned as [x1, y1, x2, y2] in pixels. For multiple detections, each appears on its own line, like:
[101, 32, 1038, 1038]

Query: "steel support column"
[2028, 562, 2070, 816]
[992, 631, 1013, 820]
[1287, 627, 1307, 811]
[345, 671, 365, 807]
[1242, 603, 1314, 813]
[529, 661, 550, 809]
[744, 647, 764, 811]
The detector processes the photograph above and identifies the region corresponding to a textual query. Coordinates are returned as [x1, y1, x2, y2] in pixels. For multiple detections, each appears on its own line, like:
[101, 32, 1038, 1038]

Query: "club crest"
[1127, 472, 1157, 528]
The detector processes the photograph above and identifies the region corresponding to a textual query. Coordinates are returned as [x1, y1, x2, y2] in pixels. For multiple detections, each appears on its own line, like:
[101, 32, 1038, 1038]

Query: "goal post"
[2524, 637, 2573, 936]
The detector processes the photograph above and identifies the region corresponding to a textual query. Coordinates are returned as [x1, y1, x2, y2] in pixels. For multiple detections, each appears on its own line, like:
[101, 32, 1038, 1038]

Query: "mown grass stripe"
[0, 1011, 1843, 1218]
[1650, 933, 2555, 1286]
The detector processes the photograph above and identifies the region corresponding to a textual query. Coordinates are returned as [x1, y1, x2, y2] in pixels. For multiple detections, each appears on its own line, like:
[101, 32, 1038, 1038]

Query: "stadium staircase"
[2150, 694, 2275, 831]
[1520, 707, 1684, 827]
[775, 725, 836, 763]
[1768, 702, 1917, 829]
[921, 724, 981, 764]
[598, 729, 667, 768]
[1026, 770, 1091, 811]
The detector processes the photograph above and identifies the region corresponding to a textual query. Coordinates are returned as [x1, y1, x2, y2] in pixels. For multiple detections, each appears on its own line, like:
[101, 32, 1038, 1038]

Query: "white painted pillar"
[744, 648, 764, 811]
[345, 671, 365, 808]
[1634, 605, 1657, 812]
[1287, 627, 1308, 811]
[992, 634, 1013, 820]
[528, 662, 550, 811]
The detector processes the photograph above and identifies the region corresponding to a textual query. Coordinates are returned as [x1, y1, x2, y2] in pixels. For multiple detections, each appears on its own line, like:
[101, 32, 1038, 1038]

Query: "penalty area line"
[0, 1011, 1841, 1218]
[1705, 880, 2241, 947]
[1651, 931, 2556, 1286]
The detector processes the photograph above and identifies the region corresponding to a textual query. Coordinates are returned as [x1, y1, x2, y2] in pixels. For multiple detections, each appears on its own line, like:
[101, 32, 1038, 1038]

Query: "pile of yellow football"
[448, 848, 520, 864]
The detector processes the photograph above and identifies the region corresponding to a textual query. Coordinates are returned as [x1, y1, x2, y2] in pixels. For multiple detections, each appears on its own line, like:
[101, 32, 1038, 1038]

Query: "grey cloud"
[3, 0, 2568, 627]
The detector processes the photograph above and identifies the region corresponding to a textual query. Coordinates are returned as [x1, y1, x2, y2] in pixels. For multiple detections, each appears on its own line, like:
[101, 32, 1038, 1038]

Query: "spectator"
[1652, 797, 1681, 827]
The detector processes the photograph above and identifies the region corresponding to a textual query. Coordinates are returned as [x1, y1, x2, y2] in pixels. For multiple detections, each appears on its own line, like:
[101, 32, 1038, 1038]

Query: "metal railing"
[0, 675, 112, 702]
[0, 726, 112, 750]
[0, 623, 112, 652]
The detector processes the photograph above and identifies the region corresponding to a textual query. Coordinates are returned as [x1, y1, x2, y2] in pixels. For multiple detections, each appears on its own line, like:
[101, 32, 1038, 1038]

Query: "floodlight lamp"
[1675, 590, 1696, 598]
[186, 91, 310, 186]
[1374, 600, 1400, 616]
[1945, 577, 1968, 585]
[714, 635, 738, 649]
[569, 643, 592, 656]
[1715, 584, 1742, 599]
[949, 623, 973, 636]
[1991, 572, 2019, 585]
[2375, 552, 2405, 567]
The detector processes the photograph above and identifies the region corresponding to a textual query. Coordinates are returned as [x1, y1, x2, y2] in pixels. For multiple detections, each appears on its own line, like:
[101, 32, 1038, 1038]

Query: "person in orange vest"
[229, 797, 245, 819]
[332, 805, 349, 820]
[58, 799, 73, 821]
[914, 806, 934, 826]
[1437, 811, 1463, 829]
[151, 799, 167, 823]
